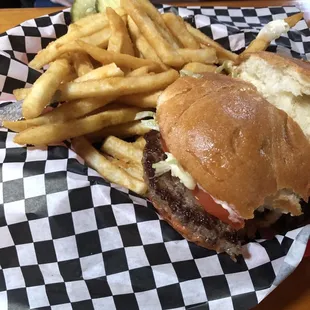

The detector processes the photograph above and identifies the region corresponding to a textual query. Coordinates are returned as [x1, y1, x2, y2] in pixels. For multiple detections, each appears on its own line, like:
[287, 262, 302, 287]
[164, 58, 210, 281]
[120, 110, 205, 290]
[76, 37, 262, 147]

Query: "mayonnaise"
[257, 20, 289, 41]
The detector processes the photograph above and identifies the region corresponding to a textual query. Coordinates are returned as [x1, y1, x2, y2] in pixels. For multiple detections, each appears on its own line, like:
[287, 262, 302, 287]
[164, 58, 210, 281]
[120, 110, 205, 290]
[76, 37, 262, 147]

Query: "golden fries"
[80, 27, 111, 48]
[285, 12, 303, 28]
[72, 137, 147, 195]
[107, 7, 135, 56]
[3, 97, 114, 132]
[86, 121, 150, 141]
[118, 90, 162, 108]
[101, 135, 143, 163]
[177, 48, 217, 64]
[127, 66, 149, 77]
[133, 136, 146, 150]
[182, 62, 217, 73]
[74, 63, 124, 82]
[77, 41, 163, 72]
[22, 58, 71, 119]
[71, 52, 94, 76]
[58, 69, 178, 101]
[162, 13, 200, 49]
[185, 22, 238, 63]
[127, 16, 168, 70]
[121, 0, 184, 67]
[14, 107, 143, 146]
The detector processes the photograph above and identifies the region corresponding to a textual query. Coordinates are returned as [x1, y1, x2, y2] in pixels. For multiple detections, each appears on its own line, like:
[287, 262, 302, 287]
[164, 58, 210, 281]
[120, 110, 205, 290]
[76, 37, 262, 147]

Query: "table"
[0, 2, 309, 310]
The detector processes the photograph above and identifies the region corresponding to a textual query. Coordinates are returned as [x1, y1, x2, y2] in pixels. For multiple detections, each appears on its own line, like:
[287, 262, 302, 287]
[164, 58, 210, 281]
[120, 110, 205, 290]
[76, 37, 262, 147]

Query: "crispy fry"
[127, 17, 168, 70]
[133, 136, 146, 150]
[118, 90, 161, 108]
[177, 48, 217, 64]
[185, 22, 238, 63]
[101, 136, 143, 163]
[77, 40, 163, 72]
[106, 155, 144, 181]
[14, 107, 143, 145]
[135, 0, 180, 49]
[71, 52, 94, 77]
[107, 7, 135, 56]
[29, 8, 127, 70]
[13, 88, 31, 101]
[241, 14, 304, 56]
[182, 62, 217, 73]
[126, 66, 149, 77]
[3, 97, 115, 132]
[86, 121, 150, 141]
[58, 69, 178, 101]
[74, 63, 124, 82]
[22, 58, 71, 119]
[80, 27, 111, 48]
[285, 12, 304, 28]
[162, 13, 200, 49]
[122, 0, 185, 67]
[72, 136, 147, 195]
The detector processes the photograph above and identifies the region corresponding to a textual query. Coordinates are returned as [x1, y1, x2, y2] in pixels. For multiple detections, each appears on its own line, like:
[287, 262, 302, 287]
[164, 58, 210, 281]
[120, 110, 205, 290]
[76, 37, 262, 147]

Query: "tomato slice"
[193, 186, 244, 229]
[160, 138, 244, 230]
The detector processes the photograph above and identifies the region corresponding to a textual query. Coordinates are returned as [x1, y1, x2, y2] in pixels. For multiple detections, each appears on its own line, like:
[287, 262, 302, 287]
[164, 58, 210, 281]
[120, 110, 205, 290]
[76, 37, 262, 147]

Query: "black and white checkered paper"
[0, 5, 310, 310]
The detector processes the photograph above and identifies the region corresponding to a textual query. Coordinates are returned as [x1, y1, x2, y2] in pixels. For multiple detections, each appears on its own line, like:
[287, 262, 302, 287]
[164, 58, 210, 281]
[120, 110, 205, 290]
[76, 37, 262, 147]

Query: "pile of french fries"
[2, 0, 303, 195]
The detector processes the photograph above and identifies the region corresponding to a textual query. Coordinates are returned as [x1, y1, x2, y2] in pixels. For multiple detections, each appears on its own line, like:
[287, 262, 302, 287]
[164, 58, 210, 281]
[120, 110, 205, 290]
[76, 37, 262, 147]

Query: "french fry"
[77, 40, 163, 72]
[285, 12, 303, 28]
[86, 121, 150, 141]
[118, 90, 162, 108]
[58, 69, 178, 101]
[127, 66, 149, 77]
[14, 107, 143, 146]
[127, 16, 168, 70]
[29, 8, 127, 70]
[241, 13, 304, 56]
[71, 52, 94, 77]
[162, 13, 200, 49]
[22, 58, 71, 119]
[135, 0, 180, 49]
[72, 136, 147, 195]
[107, 7, 135, 56]
[3, 97, 115, 132]
[185, 22, 238, 63]
[80, 27, 111, 48]
[133, 136, 146, 150]
[106, 156, 144, 181]
[177, 48, 217, 64]
[74, 63, 124, 82]
[12, 64, 124, 102]
[121, 0, 185, 67]
[182, 62, 217, 73]
[101, 135, 143, 163]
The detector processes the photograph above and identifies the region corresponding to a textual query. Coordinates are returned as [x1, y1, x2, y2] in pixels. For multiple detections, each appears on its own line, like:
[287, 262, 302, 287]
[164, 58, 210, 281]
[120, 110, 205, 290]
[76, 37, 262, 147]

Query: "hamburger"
[142, 55, 310, 258]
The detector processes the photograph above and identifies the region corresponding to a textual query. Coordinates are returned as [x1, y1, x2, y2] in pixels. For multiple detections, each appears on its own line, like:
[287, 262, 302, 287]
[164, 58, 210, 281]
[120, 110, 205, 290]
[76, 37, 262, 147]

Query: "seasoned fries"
[14, 107, 143, 145]
[162, 13, 200, 49]
[3, 0, 303, 194]
[86, 121, 151, 141]
[107, 7, 135, 56]
[71, 52, 94, 76]
[58, 69, 178, 101]
[72, 137, 147, 195]
[22, 59, 71, 119]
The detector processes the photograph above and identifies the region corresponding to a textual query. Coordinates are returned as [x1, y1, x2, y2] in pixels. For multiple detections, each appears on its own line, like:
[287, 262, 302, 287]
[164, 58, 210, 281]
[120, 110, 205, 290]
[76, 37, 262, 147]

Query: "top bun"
[157, 73, 310, 219]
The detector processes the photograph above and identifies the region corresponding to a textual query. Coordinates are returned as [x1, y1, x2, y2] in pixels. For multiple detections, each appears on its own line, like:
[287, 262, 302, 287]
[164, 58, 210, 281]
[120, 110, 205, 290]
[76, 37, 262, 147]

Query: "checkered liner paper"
[0, 4, 310, 310]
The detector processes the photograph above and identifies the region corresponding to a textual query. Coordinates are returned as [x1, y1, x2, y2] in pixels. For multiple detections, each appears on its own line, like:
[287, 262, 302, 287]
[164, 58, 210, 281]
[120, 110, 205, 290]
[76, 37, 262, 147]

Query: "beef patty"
[142, 130, 242, 258]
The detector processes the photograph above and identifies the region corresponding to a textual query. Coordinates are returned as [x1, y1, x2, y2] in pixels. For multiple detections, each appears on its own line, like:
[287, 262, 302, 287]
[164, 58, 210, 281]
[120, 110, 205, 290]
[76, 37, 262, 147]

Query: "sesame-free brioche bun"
[157, 73, 310, 220]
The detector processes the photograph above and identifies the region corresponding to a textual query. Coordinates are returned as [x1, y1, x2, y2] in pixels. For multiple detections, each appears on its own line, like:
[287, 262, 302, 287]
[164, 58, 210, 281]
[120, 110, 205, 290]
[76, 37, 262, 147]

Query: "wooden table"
[0, 2, 309, 310]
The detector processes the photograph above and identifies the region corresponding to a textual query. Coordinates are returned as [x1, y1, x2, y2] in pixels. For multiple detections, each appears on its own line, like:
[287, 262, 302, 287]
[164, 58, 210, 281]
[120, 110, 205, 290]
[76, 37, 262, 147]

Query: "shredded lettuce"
[141, 119, 159, 131]
[152, 153, 196, 190]
[180, 70, 203, 79]
[216, 60, 236, 76]
[134, 111, 156, 120]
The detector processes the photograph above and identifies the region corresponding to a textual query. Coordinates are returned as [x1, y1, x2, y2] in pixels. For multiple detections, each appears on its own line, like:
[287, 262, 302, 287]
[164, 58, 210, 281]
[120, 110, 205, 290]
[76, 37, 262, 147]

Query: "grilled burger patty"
[142, 130, 242, 258]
